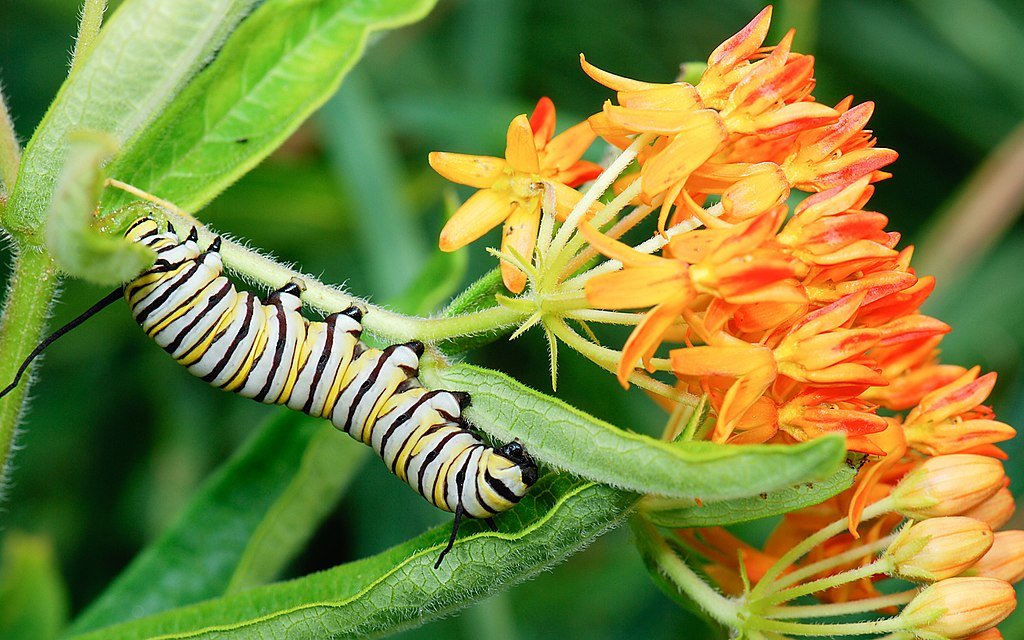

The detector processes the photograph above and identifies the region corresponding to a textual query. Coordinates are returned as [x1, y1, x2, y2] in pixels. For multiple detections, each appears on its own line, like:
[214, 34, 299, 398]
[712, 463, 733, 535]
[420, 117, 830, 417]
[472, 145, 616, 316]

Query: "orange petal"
[670, 343, 775, 378]
[618, 83, 702, 111]
[580, 222, 666, 267]
[706, 6, 772, 70]
[530, 97, 556, 151]
[617, 298, 688, 386]
[438, 189, 515, 251]
[506, 114, 540, 174]
[605, 104, 703, 135]
[585, 263, 690, 310]
[500, 200, 541, 294]
[640, 110, 726, 196]
[580, 53, 655, 92]
[544, 120, 598, 173]
[428, 152, 506, 188]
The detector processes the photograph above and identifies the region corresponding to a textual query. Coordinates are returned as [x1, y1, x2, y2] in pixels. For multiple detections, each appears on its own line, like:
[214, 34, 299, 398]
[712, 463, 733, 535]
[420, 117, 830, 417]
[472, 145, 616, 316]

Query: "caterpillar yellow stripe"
[123, 217, 538, 565]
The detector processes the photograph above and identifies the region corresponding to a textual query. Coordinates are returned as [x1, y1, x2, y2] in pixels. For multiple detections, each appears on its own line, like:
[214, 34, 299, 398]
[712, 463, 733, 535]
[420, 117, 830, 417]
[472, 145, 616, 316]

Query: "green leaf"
[44, 132, 155, 285]
[425, 364, 846, 501]
[69, 411, 365, 634]
[66, 475, 635, 640]
[102, 0, 438, 216]
[3, 0, 259, 242]
[0, 532, 68, 640]
[639, 463, 858, 528]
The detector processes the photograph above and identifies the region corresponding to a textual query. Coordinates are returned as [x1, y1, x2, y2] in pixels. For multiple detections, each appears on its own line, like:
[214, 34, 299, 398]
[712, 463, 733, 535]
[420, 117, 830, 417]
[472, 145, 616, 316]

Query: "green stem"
[70, 0, 107, 72]
[0, 249, 59, 491]
[747, 615, 906, 637]
[159, 209, 527, 342]
[764, 590, 916, 620]
[757, 558, 892, 607]
[773, 534, 895, 590]
[749, 497, 895, 600]
[0, 88, 20, 196]
[634, 518, 739, 627]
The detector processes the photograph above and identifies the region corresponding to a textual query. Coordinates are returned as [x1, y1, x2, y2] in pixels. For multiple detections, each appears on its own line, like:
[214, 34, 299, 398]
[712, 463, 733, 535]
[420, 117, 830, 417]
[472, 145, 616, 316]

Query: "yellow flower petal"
[580, 53, 654, 92]
[499, 200, 541, 294]
[428, 152, 506, 188]
[438, 188, 515, 251]
[505, 114, 540, 174]
[617, 83, 702, 111]
[617, 297, 687, 386]
[640, 110, 726, 196]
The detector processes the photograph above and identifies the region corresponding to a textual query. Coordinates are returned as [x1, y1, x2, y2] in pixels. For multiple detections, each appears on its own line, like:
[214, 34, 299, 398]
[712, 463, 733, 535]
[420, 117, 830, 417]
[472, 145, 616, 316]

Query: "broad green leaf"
[639, 463, 858, 528]
[67, 475, 635, 640]
[102, 0, 438, 217]
[3, 0, 258, 241]
[69, 411, 365, 634]
[425, 364, 846, 501]
[0, 532, 68, 640]
[45, 132, 155, 285]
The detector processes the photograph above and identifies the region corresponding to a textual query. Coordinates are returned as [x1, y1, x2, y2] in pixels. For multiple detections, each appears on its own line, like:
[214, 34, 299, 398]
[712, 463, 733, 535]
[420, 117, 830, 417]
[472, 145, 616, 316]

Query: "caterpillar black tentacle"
[120, 217, 537, 565]
[0, 216, 538, 567]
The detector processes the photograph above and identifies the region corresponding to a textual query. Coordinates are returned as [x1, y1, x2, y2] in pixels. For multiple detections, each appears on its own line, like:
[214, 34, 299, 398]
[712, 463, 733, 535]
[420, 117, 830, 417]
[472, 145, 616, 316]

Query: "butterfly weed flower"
[425, 6, 1019, 636]
[430, 97, 601, 294]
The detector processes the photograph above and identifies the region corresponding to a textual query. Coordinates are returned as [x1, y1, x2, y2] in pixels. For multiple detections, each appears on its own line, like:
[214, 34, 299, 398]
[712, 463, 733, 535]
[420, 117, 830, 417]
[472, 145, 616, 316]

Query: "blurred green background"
[1, 0, 1022, 638]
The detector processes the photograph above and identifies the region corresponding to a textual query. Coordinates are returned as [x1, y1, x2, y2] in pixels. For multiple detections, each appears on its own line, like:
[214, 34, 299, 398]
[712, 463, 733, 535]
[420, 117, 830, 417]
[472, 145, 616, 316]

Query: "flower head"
[431, 97, 601, 292]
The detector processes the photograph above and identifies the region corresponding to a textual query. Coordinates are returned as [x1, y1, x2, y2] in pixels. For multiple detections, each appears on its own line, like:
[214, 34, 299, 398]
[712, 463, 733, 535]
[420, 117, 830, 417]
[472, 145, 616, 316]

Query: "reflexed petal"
[428, 152, 506, 188]
[580, 222, 666, 266]
[556, 161, 604, 188]
[618, 83, 702, 111]
[530, 96, 557, 150]
[544, 120, 599, 173]
[789, 293, 866, 340]
[500, 200, 542, 294]
[706, 5, 772, 70]
[721, 164, 789, 220]
[618, 297, 688, 385]
[580, 53, 655, 92]
[670, 343, 775, 378]
[506, 114, 540, 173]
[585, 264, 690, 310]
[794, 176, 874, 221]
[438, 189, 515, 251]
[605, 105, 703, 135]
[640, 110, 727, 195]
[744, 101, 839, 137]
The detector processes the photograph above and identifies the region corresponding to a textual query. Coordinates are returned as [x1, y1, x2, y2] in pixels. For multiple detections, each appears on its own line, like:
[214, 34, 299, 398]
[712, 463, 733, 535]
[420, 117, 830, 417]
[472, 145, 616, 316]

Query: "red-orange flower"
[431, 97, 601, 293]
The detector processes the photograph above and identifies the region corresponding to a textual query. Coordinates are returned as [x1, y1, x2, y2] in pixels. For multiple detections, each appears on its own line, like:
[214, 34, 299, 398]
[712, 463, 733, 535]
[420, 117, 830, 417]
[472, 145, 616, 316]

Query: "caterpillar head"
[495, 439, 538, 488]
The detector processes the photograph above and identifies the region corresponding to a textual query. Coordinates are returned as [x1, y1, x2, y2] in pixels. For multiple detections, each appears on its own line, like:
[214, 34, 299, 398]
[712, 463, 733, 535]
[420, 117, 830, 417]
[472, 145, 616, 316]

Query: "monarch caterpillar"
[2, 216, 538, 567]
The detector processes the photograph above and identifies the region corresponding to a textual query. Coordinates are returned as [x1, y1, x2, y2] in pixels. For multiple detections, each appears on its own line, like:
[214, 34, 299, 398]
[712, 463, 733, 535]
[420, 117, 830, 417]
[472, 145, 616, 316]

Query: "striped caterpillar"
[3, 217, 538, 566]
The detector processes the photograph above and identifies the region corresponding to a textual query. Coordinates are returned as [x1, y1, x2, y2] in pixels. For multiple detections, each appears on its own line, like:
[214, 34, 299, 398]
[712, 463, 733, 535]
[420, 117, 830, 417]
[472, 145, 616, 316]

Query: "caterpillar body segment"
[122, 218, 538, 563]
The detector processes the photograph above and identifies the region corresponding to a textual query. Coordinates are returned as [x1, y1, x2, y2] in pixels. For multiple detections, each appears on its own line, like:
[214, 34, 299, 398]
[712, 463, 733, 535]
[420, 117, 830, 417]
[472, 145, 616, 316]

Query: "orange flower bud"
[902, 577, 1016, 639]
[962, 488, 1016, 530]
[968, 531, 1024, 584]
[965, 628, 1003, 640]
[885, 517, 993, 581]
[891, 454, 1006, 519]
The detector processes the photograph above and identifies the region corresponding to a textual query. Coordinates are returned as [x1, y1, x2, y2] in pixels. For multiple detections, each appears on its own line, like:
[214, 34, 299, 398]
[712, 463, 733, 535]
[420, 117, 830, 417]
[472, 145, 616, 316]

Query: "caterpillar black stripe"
[1, 217, 538, 567]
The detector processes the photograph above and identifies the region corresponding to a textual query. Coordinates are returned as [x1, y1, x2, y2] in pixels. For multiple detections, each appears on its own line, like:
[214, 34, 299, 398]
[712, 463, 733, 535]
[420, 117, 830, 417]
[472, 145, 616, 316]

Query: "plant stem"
[71, 0, 107, 72]
[758, 558, 891, 607]
[764, 590, 916, 620]
[634, 518, 739, 627]
[157, 208, 527, 342]
[0, 88, 20, 196]
[773, 534, 895, 590]
[0, 249, 59, 492]
[747, 615, 906, 637]
[749, 497, 895, 601]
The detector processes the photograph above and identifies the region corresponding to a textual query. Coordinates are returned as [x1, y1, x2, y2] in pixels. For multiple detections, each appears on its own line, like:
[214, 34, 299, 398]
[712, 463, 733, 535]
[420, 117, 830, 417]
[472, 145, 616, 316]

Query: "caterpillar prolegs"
[2, 217, 538, 567]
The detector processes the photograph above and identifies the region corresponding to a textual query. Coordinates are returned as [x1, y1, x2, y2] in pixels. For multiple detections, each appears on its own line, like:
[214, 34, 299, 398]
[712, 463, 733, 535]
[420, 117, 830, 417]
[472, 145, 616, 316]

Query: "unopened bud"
[892, 455, 1005, 519]
[886, 517, 993, 582]
[902, 577, 1016, 639]
[968, 531, 1024, 584]
[965, 629, 1003, 640]
[961, 488, 1016, 531]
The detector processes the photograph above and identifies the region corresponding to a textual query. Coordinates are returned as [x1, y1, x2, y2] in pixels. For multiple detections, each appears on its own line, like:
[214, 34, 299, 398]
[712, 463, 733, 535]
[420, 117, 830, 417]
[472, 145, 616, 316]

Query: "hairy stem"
[0, 249, 59, 493]
[71, 0, 107, 72]
[0, 88, 20, 196]
[764, 590, 916, 620]
[773, 534, 895, 590]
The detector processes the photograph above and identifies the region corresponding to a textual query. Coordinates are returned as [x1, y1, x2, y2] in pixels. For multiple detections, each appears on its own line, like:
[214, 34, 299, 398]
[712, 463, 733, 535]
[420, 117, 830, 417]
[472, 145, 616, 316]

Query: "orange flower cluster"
[580, 7, 1014, 465]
